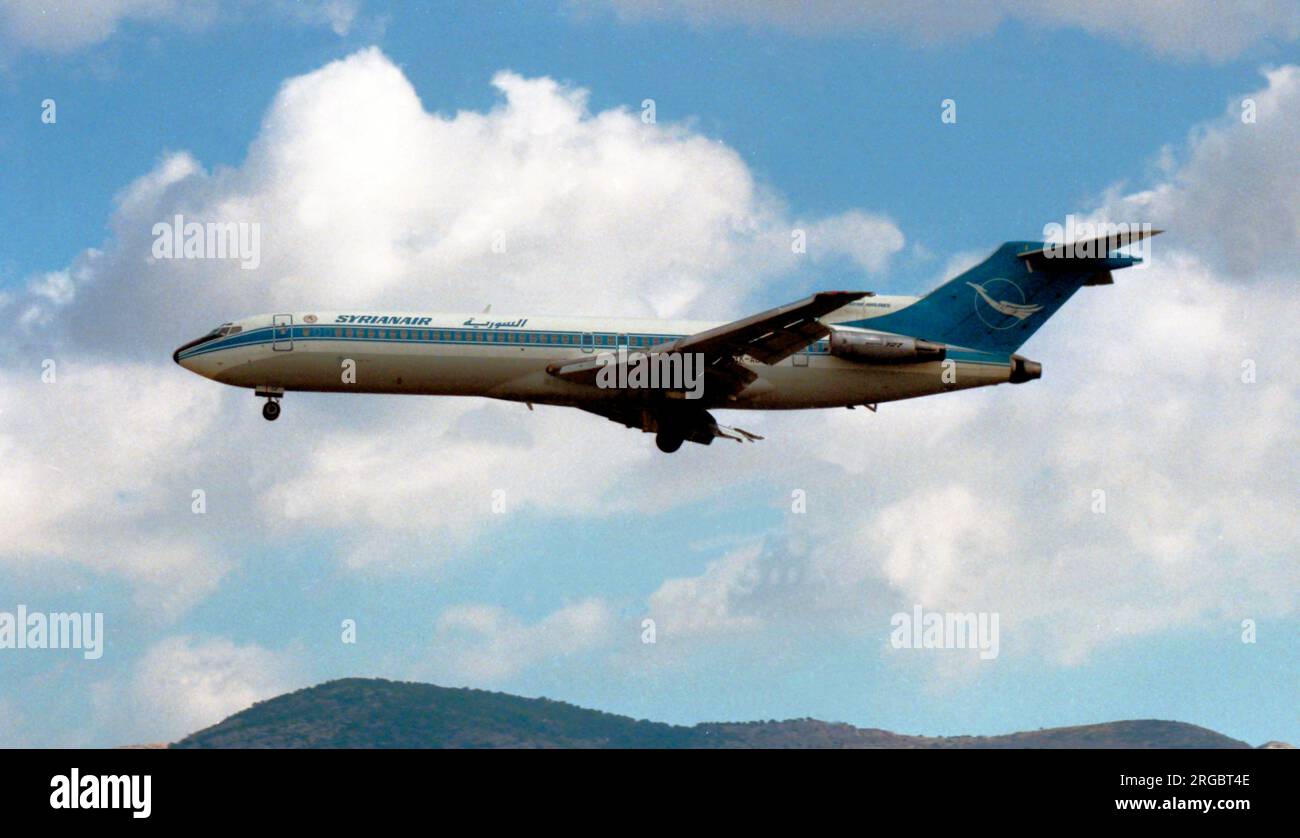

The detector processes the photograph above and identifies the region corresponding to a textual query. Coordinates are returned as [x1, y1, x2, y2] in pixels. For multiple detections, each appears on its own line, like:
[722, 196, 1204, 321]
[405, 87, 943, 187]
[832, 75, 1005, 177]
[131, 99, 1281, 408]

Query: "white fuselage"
[173, 299, 1015, 410]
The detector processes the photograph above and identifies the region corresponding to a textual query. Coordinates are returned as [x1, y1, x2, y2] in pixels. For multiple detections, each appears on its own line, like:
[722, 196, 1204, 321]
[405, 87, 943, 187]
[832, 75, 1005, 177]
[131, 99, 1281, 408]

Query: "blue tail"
[844, 238, 1151, 356]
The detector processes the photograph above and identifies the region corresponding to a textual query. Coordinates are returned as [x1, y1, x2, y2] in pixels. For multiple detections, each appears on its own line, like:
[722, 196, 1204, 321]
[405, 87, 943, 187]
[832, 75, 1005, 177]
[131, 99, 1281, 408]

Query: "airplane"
[173, 230, 1159, 452]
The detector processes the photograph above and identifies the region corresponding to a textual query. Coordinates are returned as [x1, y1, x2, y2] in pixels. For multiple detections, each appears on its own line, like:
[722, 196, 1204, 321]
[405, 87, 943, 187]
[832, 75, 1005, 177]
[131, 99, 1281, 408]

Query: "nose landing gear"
[255, 386, 285, 421]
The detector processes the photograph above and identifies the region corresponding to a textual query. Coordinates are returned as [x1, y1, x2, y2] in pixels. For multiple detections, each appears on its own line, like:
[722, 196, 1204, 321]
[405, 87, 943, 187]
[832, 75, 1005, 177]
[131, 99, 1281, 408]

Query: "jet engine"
[828, 330, 946, 363]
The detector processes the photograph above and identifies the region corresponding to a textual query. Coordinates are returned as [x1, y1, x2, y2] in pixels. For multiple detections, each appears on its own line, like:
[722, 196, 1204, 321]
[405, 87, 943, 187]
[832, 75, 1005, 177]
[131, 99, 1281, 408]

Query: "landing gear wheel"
[262, 400, 281, 421]
[655, 430, 683, 453]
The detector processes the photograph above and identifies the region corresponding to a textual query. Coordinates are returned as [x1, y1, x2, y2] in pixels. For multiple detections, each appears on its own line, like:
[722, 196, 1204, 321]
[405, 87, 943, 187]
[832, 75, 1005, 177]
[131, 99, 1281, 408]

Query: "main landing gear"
[655, 430, 684, 453]
[650, 408, 762, 453]
[262, 400, 281, 421]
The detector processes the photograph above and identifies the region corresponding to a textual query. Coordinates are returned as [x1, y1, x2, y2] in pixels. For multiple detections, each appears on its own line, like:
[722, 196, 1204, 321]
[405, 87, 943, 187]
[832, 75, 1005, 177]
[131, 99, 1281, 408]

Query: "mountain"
[170, 678, 1257, 749]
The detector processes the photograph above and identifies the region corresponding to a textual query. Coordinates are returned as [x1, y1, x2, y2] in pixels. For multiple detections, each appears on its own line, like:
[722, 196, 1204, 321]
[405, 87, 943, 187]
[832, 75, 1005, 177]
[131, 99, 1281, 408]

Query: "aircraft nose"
[173, 334, 209, 368]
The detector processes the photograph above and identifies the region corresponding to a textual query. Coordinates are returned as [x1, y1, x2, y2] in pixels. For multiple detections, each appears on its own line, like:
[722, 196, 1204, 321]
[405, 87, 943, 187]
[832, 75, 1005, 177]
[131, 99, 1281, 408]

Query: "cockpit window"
[207, 322, 241, 339]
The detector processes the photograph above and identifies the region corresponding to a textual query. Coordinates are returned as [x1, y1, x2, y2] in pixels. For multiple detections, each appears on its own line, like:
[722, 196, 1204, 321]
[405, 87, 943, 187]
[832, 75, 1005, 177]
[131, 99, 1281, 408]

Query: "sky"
[0, 0, 1296, 747]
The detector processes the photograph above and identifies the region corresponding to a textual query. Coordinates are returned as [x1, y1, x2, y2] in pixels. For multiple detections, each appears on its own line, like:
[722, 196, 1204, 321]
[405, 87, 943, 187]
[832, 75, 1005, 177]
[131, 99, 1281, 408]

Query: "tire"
[655, 431, 683, 453]
[262, 400, 281, 421]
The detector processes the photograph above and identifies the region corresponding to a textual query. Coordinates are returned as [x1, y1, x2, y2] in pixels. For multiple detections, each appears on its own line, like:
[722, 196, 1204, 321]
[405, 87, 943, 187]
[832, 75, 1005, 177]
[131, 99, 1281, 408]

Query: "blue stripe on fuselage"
[177, 325, 1012, 370]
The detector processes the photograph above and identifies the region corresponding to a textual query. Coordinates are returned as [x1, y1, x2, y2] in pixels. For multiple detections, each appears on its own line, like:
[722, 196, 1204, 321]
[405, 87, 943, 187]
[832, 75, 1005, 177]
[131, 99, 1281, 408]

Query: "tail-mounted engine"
[828, 329, 947, 364]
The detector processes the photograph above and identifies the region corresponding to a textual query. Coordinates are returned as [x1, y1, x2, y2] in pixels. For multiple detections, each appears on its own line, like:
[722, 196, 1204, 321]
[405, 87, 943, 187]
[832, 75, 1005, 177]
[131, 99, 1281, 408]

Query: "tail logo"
[968, 279, 1043, 329]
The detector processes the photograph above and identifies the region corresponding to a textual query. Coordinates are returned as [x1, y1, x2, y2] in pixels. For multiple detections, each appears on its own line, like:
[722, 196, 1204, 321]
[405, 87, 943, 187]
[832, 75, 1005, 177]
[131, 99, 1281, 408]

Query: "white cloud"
[103, 635, 299, 743]
[0, 0, 197, 54]
[0, 361, 231, 617]
[433, 599, 614, 681]
[1101, 65, 1300, 279]
[589, 0, 1300, 62]
[647, 543, 766, 638]
[0, 0, 356, 55]
[15, 48, 900, 357]
[803, 210, 906, 273]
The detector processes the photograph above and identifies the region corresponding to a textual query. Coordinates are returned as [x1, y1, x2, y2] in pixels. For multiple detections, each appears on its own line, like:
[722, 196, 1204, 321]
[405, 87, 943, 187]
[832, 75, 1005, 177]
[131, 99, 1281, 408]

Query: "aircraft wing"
[547, 291, 870, 394]
[654, 290, 871, 363]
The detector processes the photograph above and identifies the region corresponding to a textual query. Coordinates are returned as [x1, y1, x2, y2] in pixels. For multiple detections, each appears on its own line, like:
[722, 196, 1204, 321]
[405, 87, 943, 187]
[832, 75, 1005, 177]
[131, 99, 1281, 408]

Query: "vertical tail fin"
[845, 232, 1159, 355]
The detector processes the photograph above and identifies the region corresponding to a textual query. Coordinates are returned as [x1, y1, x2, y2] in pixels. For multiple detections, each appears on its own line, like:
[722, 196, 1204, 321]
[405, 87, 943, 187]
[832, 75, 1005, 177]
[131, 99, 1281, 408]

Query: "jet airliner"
[174, 231, 1158, 452]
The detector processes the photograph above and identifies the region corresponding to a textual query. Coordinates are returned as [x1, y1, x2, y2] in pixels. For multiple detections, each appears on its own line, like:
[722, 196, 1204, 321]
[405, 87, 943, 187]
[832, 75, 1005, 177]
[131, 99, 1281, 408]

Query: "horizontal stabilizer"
[1017, 228, 1163, 269]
